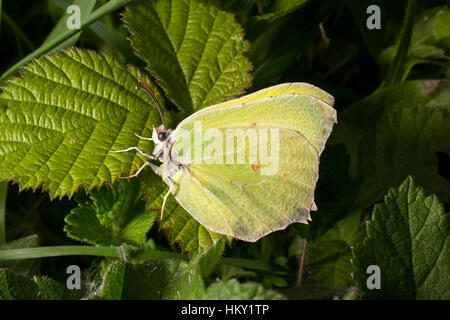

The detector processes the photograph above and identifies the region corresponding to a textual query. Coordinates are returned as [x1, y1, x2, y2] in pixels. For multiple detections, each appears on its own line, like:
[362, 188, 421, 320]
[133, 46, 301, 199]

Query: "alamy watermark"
[174, 121, 280, 175]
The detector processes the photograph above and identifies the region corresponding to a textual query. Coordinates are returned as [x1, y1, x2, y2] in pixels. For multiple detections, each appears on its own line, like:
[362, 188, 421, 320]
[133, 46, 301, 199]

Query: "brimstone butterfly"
[113, 81, 336, 242]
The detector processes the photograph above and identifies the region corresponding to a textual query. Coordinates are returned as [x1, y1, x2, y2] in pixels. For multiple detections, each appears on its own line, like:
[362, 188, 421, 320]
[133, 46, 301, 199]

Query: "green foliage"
[353, 177, 450, 299]
[0, 48, 163, 198]
[334, 80, 450, 206]
[91, 255, 282, 300]
[123, 0, 252, 113]
[65, 179, 155, 246]
[0, 0, 449, 301]
[380, 6, 450, 79]
[306, 211, 365, 288]
[205, 279, 284, 299]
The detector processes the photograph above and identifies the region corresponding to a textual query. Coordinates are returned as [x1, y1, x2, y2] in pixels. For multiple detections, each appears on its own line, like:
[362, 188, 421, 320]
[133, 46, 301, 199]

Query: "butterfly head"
[152, 124, 173, 161]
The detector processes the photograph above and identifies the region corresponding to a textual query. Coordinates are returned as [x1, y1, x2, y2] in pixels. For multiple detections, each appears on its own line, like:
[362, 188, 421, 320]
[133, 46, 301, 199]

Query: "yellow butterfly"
[113, 81, 336, 242]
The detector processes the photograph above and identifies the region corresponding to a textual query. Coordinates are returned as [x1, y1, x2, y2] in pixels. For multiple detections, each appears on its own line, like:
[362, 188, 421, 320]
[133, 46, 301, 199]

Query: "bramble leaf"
[306, 210, 365, 288]
[92, 257, 283, 300]
[123, 0, 252, 113]
[352, 177, 450, 299]
[332, 80, 450, 206]
[64, 179, 155, 246]
[0, 268, 79, 300]
[204, 279, 284, 299]
[0, 48, 166, 198]
[0, 268, 39, 300]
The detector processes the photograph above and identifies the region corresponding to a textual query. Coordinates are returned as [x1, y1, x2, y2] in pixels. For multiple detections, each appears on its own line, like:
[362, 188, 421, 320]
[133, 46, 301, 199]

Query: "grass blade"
[0, 0, 130, 82]
[44, 0, 97, 52]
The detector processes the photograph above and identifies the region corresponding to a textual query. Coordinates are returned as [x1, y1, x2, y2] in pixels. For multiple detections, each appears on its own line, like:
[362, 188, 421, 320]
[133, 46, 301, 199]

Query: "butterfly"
[112, 81, 336, 242]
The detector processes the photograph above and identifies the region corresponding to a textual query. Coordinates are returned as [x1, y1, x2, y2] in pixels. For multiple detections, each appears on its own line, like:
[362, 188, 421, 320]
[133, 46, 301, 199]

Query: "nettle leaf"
[123, 0, 252, 113]
[361, 103, 450, 204]
[93, 257, 283, 300]
[0, 268, 39, 300]
[332, 80, 450, 206]
[92, 259, 127, 299]
[65, 179, 155, 246]
[0, 48, 164, 198]
[141, 170, 226, 256]
[0, 268, 78, 300]
[352, 177, 450, 300]
[197, 238, 225, 277]
[205, 279, 284, 300]
[34, 276, 81, 300]
[93, 259, 205, 299]
[306, 210, 365, 288]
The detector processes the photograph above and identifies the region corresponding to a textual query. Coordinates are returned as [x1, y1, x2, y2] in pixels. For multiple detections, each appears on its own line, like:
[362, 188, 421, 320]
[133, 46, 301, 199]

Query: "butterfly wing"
[168, 83, 336, 241]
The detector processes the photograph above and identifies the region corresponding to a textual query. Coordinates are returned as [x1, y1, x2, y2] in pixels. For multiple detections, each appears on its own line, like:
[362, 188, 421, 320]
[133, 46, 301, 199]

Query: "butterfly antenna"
[136, 80, 166, 128]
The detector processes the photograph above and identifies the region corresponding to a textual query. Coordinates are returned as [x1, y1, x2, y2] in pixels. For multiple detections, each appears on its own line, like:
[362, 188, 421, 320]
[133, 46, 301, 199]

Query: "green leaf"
[205, 279, 284, 299]
[93, 259, 126, 299]
[361, 103, 450, 204]
[34, 276, 80, 300]
[142, 169, 226, 256]
[123, 0, 252, 113]
[65, 179, 155, 246]
[279, 280, 348, 300]
[107, 259, 205, 299]
[93, 257, 283, 300]
[332, 80, 450, 206]
[0, 268, 39, 300]
[0, 48, 165, 198]
[0, 268, 78, 300]
[0, 181, 6, 245]
[306, 211, 365, 288]
[352, 177, 450, 299]
[0, 235, 40, 276]
[197, 238, 225, 277]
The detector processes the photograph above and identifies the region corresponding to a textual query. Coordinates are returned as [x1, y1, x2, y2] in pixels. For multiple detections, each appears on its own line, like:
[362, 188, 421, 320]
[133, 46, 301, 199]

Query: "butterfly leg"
[118, 161, 150, 179]
[160, 188, 171, 222]
[134, 133, 153, 141]
[110, 146, 154, 159]
[160, 176, 176, 222]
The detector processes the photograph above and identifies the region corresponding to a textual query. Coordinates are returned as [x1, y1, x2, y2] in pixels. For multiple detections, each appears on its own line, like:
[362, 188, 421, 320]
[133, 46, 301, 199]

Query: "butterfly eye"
[158, 132, 166, 141]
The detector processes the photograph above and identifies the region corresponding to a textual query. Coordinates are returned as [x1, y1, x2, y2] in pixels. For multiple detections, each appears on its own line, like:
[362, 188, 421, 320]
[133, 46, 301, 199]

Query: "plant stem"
[0, 244, 282, 274]
[296, 238, 307, 287]
[0, 0, 130, 82]
[382, 0, 416, 88]
[0, 182, 7, 245]
[0, 245, 121, 260]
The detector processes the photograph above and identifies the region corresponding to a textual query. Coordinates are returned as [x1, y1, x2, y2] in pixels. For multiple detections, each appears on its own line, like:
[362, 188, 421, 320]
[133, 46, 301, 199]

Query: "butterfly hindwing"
[167, 83, 336, 241]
